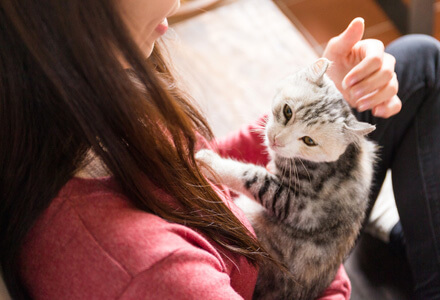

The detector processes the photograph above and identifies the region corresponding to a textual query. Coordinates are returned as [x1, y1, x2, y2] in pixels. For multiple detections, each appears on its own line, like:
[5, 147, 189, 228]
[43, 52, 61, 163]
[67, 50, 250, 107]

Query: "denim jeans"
[354, 34, 440, 299]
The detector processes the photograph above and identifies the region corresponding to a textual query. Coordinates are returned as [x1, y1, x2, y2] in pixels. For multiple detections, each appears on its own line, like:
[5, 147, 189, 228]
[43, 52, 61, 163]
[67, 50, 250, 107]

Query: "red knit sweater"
[19, 120, 351, 299]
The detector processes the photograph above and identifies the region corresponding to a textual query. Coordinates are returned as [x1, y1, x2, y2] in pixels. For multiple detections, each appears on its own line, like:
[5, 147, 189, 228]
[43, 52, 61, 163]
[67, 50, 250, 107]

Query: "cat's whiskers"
[273, 159, 287, 214]
[287, 157, 296, 191]
[280, 157, 288, 180]
[291, 158, 299, 198]
[297, 158, 312, 184]
[283, 158, 295, 203]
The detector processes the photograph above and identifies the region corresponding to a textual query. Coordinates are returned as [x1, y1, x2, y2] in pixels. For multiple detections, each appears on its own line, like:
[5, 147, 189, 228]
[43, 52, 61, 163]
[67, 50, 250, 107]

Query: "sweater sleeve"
[214, 116, 269, 167]
[118, 248, 245, 300]
[317, 265, 351, 300]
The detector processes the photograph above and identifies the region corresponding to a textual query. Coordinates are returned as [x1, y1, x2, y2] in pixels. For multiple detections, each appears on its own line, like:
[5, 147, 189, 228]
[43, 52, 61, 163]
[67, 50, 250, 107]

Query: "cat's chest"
[272, 158, 336, 198]
[273, 158, 321, 181]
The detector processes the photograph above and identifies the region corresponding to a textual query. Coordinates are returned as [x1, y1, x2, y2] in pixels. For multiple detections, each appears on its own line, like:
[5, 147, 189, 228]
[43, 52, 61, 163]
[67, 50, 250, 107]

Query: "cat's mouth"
[268, 135, 285, 151]
[269, 142, 285, 151]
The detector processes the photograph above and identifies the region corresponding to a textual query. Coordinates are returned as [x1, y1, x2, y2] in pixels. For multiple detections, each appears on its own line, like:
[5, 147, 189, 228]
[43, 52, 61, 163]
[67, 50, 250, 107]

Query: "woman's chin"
[145, 43, 155, 57]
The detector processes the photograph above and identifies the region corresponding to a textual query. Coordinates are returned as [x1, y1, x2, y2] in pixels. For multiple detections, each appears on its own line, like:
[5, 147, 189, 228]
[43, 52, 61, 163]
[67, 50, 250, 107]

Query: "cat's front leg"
[196, 149, 271, 201]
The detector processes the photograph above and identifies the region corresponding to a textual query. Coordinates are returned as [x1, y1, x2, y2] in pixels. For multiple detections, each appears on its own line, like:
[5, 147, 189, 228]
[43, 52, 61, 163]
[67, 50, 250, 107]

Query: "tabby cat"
[196, 58, 376, 299]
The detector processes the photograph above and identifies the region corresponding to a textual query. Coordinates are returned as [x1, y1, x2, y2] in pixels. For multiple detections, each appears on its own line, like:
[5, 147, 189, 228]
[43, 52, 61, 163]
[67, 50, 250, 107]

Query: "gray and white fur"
[196, 58, 376, 300]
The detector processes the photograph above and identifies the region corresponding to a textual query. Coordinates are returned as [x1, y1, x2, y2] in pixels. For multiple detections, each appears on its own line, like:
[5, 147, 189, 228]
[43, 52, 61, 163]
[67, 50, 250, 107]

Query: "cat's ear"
[343, 120, 375, 141]
[306, 58, 330, 85]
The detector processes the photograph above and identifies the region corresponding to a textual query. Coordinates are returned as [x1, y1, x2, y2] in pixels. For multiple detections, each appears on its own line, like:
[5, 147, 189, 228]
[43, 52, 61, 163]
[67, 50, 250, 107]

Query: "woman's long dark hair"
[0, 1, 270, 298]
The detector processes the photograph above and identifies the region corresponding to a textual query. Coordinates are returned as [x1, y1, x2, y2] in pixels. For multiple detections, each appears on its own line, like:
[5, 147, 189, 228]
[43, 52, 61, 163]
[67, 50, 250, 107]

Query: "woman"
[0, 0, 436, 299]
[0, 0, 347, 298]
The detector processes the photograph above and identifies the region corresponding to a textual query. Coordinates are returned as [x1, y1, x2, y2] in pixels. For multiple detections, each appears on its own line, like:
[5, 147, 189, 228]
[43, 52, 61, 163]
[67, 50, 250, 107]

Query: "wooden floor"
[274, 0, 440, 54]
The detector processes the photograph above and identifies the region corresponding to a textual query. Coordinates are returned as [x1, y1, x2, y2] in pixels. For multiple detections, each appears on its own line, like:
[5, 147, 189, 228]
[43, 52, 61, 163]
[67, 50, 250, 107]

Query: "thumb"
[332, 17, 365, 55]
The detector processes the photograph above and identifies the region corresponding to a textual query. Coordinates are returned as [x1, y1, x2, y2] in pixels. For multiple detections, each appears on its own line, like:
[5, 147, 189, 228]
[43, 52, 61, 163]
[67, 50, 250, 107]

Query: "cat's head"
[265, 58, 375, 162]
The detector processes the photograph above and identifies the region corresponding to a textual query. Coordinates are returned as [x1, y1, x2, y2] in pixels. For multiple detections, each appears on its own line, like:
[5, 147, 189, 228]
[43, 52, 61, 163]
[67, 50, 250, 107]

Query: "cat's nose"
[269, 135, 276, 145]
[270, 136, 281, 148]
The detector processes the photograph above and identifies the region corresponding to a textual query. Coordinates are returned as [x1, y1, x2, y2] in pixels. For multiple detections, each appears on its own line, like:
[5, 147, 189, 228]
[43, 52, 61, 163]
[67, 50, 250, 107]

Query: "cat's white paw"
[195, 149, 223, 181]
[196, 149, 251, 193]
[195, 149, 220, 165]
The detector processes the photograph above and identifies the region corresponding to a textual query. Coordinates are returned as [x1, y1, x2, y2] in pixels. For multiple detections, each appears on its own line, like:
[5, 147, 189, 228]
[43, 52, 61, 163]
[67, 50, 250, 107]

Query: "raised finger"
[342, 39, 385, 89]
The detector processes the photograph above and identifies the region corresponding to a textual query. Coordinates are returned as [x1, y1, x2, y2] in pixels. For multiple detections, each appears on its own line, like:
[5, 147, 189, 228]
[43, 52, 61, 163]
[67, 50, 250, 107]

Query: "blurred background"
[173, 0, 439, 54]
[274, 0, 439, 53]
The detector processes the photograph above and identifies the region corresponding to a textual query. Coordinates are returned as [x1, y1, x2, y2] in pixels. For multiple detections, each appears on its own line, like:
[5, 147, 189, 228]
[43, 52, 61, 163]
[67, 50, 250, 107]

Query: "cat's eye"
[301, 136, 318, 147]
[283, 104, 293, 123]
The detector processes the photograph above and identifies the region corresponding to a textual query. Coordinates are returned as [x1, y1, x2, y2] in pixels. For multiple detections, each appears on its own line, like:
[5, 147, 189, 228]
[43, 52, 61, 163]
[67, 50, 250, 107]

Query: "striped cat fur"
[196, 58, 377, 299]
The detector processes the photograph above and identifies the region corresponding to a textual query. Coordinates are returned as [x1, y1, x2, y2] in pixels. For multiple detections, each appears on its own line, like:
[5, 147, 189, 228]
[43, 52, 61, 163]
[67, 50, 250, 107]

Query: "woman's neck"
[75, 150, 110, 179]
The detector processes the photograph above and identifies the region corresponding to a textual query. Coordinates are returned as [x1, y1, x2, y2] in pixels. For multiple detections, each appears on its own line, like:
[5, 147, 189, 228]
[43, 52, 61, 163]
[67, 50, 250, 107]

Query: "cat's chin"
[271, 149, 300, 160]
[268, 144, 292, 155]
[278, 153, 304, 160]
[268, 146, 297, 159]
[273, 150, 322, 163]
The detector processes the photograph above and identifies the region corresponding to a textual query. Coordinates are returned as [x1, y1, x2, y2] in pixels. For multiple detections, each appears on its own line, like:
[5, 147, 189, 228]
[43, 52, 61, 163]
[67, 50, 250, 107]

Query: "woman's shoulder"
[20, 177, 230, 299]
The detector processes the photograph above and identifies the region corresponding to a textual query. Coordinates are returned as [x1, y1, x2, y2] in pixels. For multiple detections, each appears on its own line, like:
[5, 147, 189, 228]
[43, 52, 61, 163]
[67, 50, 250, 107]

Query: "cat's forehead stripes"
[294, 96, 350, 127]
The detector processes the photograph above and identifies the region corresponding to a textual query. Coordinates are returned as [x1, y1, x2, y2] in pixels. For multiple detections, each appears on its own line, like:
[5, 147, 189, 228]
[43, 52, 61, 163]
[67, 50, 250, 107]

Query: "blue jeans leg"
[355, 34, 440, 299]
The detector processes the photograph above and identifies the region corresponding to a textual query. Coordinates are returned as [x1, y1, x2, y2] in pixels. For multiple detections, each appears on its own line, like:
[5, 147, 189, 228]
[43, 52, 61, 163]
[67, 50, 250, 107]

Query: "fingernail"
[348, 78, 358, 88]
[373, 107, 384, 117]
[342, 81, 348, 90]
[357, 101, 370, 112]
[351, 88, 364, 99]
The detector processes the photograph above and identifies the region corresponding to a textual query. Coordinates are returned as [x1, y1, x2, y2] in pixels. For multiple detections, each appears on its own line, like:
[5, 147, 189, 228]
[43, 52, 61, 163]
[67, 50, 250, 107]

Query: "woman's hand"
[323, 18, 401, 118]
